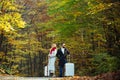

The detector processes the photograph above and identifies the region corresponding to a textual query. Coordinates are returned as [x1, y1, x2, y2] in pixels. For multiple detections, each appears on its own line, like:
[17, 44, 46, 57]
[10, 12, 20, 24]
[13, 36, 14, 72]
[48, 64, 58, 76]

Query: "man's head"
[62, 43, 65, 48]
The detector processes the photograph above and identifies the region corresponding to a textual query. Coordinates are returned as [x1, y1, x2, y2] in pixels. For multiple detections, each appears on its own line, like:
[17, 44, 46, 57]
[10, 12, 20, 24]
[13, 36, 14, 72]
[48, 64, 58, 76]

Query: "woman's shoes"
[49, 70, 56, 77]
[52, 74, 56, 77]
[50, 73, 56, 77]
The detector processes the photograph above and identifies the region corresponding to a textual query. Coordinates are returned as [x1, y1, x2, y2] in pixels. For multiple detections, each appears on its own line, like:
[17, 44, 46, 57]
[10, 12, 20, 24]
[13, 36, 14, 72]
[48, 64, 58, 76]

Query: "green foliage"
[46, 0, 120, 77]
[0, 64, 12, 74]
[90, 53, 120, 75]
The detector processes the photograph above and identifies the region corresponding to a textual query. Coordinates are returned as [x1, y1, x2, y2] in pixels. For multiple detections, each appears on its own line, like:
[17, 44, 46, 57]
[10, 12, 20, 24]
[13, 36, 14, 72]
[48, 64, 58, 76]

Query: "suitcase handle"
[68, 55, 70, 62]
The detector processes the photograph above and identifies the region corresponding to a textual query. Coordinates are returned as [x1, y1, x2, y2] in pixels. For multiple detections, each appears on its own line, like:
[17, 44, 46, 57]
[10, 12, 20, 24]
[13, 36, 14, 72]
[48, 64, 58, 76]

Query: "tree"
[46, 0, 120, 76]
[0, 0, 25, 75]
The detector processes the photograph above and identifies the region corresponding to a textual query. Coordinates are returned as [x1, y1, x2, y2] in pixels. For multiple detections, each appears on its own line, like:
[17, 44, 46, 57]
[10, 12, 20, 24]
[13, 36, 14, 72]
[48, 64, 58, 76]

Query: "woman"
[48, 43, 57, 77]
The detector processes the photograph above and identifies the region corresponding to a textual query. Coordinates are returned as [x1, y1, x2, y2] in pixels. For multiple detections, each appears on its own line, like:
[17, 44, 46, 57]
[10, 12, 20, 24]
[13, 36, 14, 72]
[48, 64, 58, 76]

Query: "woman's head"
[52, 43, 56, 48]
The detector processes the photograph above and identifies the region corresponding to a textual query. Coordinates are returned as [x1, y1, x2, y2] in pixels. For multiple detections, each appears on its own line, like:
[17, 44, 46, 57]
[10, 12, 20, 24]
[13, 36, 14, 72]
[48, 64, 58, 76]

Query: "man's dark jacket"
[56, 48, 70, 67]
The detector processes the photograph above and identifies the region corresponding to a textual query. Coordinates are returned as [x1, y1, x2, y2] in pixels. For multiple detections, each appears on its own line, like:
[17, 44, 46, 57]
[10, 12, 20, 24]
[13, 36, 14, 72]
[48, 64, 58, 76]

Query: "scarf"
[50, 47, 56, 54]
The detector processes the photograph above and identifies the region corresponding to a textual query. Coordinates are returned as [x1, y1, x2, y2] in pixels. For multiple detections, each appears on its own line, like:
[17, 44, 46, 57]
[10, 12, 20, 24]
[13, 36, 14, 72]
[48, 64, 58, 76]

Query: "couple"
[48, 43, 70, 77]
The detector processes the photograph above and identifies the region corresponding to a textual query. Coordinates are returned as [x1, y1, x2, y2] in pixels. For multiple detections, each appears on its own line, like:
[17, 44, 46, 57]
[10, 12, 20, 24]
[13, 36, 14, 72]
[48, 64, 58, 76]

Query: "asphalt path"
[0, 76, 63, 80]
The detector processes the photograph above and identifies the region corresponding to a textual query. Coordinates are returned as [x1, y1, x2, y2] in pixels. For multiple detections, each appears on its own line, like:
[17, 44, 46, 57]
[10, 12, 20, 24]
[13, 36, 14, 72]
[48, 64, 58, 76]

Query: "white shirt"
[61, 47, 65, 54]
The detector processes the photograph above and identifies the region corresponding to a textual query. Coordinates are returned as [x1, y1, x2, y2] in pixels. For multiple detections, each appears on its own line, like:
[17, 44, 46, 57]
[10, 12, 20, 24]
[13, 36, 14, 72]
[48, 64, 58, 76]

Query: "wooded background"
[0, 0, 120, 77]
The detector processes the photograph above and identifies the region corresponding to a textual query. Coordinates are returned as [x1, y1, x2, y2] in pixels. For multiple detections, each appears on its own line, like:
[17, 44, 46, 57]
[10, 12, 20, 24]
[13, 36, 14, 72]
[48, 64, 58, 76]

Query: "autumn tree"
[46, 0, 120, 76]
[0, 0, 25, 74]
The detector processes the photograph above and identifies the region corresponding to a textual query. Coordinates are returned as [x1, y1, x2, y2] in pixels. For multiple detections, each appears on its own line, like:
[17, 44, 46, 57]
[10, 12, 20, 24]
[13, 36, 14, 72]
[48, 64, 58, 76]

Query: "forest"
[0, 0, 120, 78]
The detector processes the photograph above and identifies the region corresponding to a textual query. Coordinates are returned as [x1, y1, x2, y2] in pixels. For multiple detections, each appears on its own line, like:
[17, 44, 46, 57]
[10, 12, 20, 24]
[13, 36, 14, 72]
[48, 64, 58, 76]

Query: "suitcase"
[44, 65, 50, 77]
[64, 55, 74, 76]
[65, 63, 74, 76]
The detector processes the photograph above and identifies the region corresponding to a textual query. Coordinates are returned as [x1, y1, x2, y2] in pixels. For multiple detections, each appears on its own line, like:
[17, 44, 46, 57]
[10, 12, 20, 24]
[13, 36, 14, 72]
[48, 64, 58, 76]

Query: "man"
[56, 43, 70, 77]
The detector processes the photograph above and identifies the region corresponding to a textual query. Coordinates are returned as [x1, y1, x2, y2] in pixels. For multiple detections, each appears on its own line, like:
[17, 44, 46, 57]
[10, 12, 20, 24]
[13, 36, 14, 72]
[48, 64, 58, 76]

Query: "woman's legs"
[49, 57, 56, 77]
[52, 58, 56, 77]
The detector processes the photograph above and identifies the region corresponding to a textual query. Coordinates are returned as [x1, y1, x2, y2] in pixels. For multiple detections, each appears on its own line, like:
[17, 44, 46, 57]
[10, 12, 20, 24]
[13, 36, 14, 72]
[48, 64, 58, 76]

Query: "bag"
[65, 63, 74, 76]
[44, 65, 49, 77]
[64, 55, 74, 76]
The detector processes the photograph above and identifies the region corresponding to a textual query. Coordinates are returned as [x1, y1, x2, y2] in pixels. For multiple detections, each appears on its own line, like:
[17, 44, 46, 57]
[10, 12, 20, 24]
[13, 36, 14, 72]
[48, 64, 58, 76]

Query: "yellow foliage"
[0, 52, 5, 57]
[49, 0, 69, 10]
[0, 0, 26, 32]
[73, 11, 82, 18]
[1, 0, 18, 11]
[17, 21, 26, 28]
[87, 2, 113, 15]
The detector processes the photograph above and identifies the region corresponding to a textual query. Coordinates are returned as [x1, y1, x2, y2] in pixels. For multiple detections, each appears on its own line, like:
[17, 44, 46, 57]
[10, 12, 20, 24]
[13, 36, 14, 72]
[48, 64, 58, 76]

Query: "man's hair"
[62, 43, 65, 46]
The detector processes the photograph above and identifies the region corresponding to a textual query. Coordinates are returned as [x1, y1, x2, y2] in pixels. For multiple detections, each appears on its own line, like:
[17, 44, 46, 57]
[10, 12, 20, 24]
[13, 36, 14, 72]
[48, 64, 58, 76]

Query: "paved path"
[0, 77, 49, 80]
[0, 77, 62, 80]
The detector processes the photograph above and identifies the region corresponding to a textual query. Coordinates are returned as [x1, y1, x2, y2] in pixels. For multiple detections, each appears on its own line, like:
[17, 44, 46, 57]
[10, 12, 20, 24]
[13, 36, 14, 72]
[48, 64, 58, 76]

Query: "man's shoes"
[59, 75, 63, 77]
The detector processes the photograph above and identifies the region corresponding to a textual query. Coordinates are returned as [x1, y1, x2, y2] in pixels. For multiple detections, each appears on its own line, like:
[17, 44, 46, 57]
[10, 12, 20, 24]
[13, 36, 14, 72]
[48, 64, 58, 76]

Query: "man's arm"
[56, 49, 60, 59]
[66, 48, 70, 55]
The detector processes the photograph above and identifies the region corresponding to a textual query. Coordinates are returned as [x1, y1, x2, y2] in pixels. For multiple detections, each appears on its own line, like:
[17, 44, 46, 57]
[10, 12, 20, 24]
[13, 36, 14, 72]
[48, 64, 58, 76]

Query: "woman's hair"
[52, 43, 56, 48]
